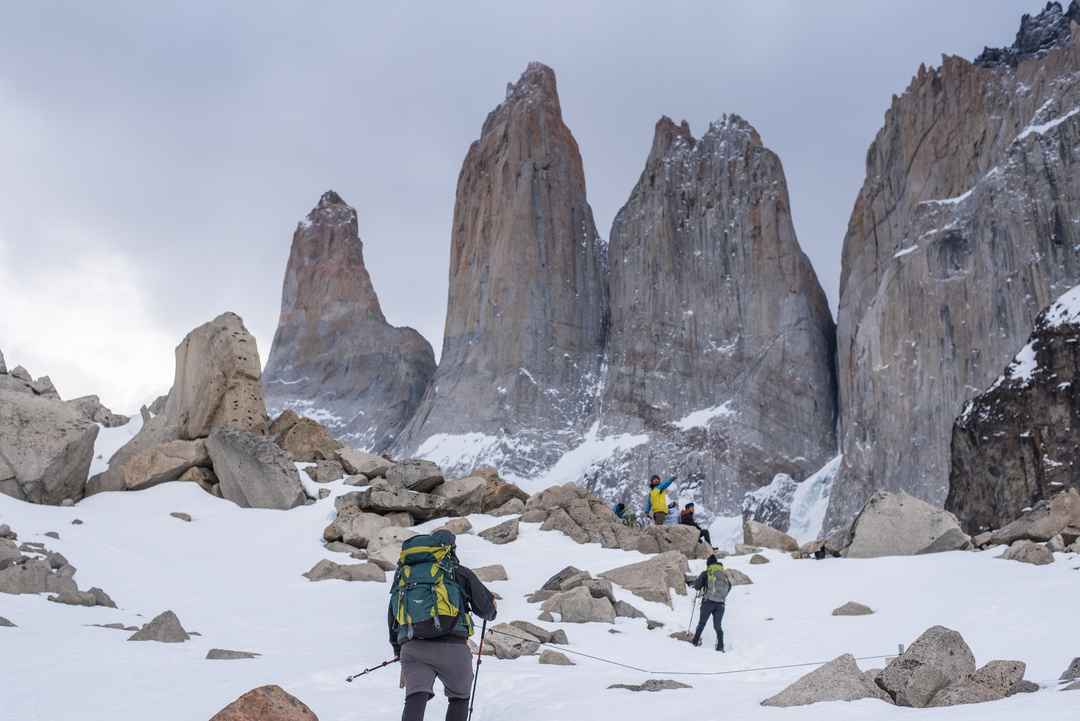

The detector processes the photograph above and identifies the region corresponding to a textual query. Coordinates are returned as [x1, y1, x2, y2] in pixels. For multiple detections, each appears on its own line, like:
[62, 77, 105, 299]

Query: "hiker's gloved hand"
[391, 643, 401, 657]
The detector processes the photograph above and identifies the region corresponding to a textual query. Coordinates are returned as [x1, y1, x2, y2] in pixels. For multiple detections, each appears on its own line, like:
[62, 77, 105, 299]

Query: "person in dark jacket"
[691, 555, 731, 652]
[678, 502, 712, 546]
[388, 531, 497, 721]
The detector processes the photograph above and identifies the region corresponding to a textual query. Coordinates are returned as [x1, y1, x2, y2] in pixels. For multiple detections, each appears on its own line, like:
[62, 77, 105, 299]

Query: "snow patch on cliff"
[787, 454, 841, 543]
[673, 401, 734, 431]
[515, 421, 649, 494]
[1015, 106, 1080, 142]
[1043, 284, 1080, 327]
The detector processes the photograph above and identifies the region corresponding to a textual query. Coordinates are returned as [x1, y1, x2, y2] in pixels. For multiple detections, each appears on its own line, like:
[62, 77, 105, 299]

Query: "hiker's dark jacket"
[679, 510, 702, 530]
[388, 565, 496, 653]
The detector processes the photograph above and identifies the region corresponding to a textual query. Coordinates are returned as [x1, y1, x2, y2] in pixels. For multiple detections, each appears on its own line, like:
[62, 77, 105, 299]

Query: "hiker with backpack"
[678, 502, 712, 547]
[647, 474, 677, 525]
[388, 529, 497, 721]
[691, 555, 730, 652]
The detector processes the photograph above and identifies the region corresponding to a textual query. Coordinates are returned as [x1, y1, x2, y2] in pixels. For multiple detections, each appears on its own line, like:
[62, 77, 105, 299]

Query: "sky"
[0, 1, 1034, 412]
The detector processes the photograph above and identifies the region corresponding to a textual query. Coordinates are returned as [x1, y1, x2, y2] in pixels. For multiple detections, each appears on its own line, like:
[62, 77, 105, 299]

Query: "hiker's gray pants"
[401, 639, 474, 699]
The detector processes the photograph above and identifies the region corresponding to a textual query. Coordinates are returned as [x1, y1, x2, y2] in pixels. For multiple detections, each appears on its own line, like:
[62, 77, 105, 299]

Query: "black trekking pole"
[687, 590, 701, 636]
[467, 619, 488, 721]
[345, 657, 399, 683]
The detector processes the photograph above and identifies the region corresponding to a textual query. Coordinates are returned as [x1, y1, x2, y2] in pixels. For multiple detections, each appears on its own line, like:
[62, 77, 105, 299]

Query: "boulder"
[366, 527, 418, 569]
[206, 648, 261, 660]
[733, 544, 762, 556]
[436, 518, 472, 535]
[749, 554, 769, 565]
[525, 484, 641, 552]
[116, 439, 210, 491]
[386, 459, 444, 493]
[998, 540, 1054, 565]
[608, 680, 691, 692]
[761, 654, 892, 707]
[335, 482, 449, 521]
[335, 448, 392, 478]
[384, 512, 415, 528]
[128, 610, 190, 643]
[0, 558, 77, 595]
[1064, 681, 1080, 691]
[208, 685, 318, 721]
[508, 621, 564, 645]
[916, 527, 973, 554]
[483, 623, 541, 659]
[1009, 680, 1040, 695]
[302, 560, 384, 582]
[206, 427, 306, 510]
[0, 525, 15, 540]
[1047, 534, 1066, 553]
[969, 660, 1026, 697]
[845, 492, 966, 559]
[431, 476, 487, 515]
[743, 520, 799, 552]
[273, 416, 342, 462]
[540, 585, 615, 623]
[599, 552, 688, 605]
[541, 566, 586, 591]
[478, 518, 519, 545]
[928, 680, 1004, 707]
[48, 587, 116, 608]
[473, 565, 508, 582]
[179, 466, 218, 493]
[168, 312, 269, 440]
[879, 626, 976, 707]
[0, 616, 14, 627]
[1060, 657, 1080, 681]
[989, 490, 1080, 546]
[539, 650, 573, 665]
[65, 395, 129, 428]
[481, 476, 529, 513]
[302, 460, 344, 483]
[614, 600, 646, 619]
[726, 569, 753, 586]
[489, 498, 525, 516]
[332, 509, 391, 549]
[0, 388, 99, 504]
[832, 601, 873, 616]
[637, 524, 711, 559]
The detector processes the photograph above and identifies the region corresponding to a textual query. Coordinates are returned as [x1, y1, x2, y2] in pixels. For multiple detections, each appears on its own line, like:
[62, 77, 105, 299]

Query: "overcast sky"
[0, 1, 1032, 412]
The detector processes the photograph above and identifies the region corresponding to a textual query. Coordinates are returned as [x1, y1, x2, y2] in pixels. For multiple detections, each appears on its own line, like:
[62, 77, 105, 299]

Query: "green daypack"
[704, 562, 732, 603]
[389, 533, 473, 643]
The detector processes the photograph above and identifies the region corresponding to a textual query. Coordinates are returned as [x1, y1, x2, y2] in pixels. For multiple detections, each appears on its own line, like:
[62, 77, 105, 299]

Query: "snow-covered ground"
[2, 479, 1078, 721]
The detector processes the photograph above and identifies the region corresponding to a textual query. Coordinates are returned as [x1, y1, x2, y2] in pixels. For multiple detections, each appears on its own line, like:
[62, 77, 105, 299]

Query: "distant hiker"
[678, 502, 712, 546]
[691, 555, 730, 652]
[648, 474, 676, 525]
[388, 530, 497, 721]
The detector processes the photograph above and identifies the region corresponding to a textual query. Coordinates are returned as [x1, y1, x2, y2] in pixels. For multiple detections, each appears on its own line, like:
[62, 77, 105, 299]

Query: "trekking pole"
[345, 657, 399, 683]
[467, 619, 488, 721]
[687, 591, 700, 635]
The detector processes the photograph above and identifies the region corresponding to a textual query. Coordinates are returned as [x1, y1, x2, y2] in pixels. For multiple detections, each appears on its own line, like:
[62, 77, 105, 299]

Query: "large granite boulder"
[270, 412, 342, 462]
[761, 654, 892, 707]
[599, 552, 688, 605]
[988, 489, 1080, 546]
[262, 191, 435, 454]
[65, 395, 129, 428]
[208, 685, 319, 721]
[948, 287, 1080, 533]
[827, 5, 1080, 531]
[336, 448, 392, 478]
[742, 520, 799, 552]
[386, 459, 444, 493]
[0, 558, 78, 595]
[206, 427, 306, 510]
[540, 585, 615, 624]
[879, 626, 976, 707]
[845, 491, 968, 558]
[329, 508, 390, 548]
[110, 439, 210, 491]
[393, 63, 609, 479]
[431, 475, 487, 515]
[0, 389, 99, 504]
[998, 539, 1054, 565]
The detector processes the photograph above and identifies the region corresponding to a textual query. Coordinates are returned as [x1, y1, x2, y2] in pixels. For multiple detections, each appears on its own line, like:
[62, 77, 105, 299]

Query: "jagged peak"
[299, 190, 357, 230]
[482, 62, 562, 136]
[317, 189, 347, 208]
[703, 113, 763, 146]
[649, 116, 694, 160]
[974, 1, 1080, 67]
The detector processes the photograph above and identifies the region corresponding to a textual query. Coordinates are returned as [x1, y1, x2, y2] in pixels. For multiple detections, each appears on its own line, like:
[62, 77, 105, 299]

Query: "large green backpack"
[390, 533, 473, 643]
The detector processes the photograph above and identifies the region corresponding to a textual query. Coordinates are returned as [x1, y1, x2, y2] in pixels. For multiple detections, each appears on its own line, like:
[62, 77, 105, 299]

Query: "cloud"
[0, 231, 174, 413]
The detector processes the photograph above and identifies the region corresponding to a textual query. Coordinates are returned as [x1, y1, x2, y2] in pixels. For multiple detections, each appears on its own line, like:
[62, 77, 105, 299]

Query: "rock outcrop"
[394, 62, 609, 478]
[761, 654, 892, 707]
[263, 191, 435, 452]
[208, 685, 319, 721]
[843, 491, 969, 559]
[596, 115, 837, 512]
[947, 286, 1080, 533]
[206, 427, 306, 510]
[828, 3, 1080, 530]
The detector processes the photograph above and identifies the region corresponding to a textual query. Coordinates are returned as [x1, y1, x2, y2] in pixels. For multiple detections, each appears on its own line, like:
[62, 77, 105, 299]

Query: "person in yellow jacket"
[647, 475, 676, 525]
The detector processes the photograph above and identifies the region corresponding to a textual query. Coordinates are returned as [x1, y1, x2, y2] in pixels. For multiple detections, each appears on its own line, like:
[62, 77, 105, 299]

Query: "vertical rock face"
[394, 62, 609, 476]
[827, 6, 1080, 530]
[947, 285, 1080, 533]
[263, 191, 436, 452]
[594, 116, 836, 512]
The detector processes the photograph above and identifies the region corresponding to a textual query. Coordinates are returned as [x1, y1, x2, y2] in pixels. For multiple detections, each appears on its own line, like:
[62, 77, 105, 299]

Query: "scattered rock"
[128, 610, 190, 643]
[302, 460, 344, 483]
[48, 587, 115, 608]
[273, 415, 342, 462]
[170, 512, 192, 522]
[365, 527, 417, 569]
[743, 520, 798, 552]
[998, 540, 1054, 565]
[206, 427, 306, 510]
[431, 475, 487, 515]
[44, 531, 59, 540]
[508, 620, 566, 645]
[614, 600, 646, 619]
[0, 558, 77, 595]
[749, 554, 769, 565]
[539, 649, 573, 665]
[208, 684, 318, 721]
[761, 654, 892, 707]
[490, 498, 525, 516]
[669, 631, 694, 643]
[331, 508, 391, 549]
[302, 559, 384, 583]
[484, 623, 540, 659]
[725, 568, 753, 586]
[599, 552, 689, 605]
[0, 616, 16, 627]
[478, 518, 519, 545]
[609, 680, 691, 692]
[1061, 657, 1080, 681]
[989, 489, 1080, 546]
[384, 512, 415, 528]
[335, 482, 448, 521]
[1008, 680, 1040, 695]
[436, 517, 473, 535]
[88, 622, 139, 631]
[832, 601, 874, 616]
[386, 459, 444, 493]
[206, 648, 261, 660]
[732, 544, 761, 556]
[473, 565, 508, 582]
[540, 586, 615, 623]
[335, 448, 392, 479]
[879, 626, 976, 707]
[846, 491, 968, 559]
[646, 620, 664, 630]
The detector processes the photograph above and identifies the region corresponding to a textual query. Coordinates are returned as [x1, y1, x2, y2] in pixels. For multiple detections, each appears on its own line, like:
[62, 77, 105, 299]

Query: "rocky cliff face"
[947, 285, 1080, 533]
[394, 63, 609, 476]
[591, 116, 837, 512]
[827, 4, 1080, 530]
[263, 191, 436, 452]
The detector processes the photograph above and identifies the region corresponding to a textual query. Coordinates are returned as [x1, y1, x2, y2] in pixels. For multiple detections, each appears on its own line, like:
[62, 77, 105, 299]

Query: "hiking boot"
[716, 645, 725, 653]
[692, 638, 702, 647]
